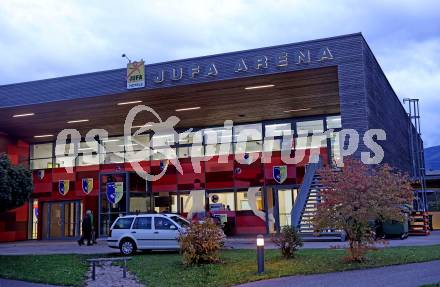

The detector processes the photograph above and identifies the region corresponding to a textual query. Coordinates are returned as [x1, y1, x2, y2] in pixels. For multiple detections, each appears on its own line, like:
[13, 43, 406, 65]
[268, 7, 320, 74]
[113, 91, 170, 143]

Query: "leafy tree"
[314, 158, 413, 262]
[0, 153, 33, 213]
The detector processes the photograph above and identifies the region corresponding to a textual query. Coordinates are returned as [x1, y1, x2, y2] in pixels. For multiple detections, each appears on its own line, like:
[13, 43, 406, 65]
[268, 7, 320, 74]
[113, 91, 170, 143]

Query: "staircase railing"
[291, 156, 323, 230]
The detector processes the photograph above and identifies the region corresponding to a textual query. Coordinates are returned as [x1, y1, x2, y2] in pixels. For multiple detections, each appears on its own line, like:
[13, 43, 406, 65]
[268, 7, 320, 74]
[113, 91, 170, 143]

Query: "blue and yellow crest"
[273, 166, 287, 184]
[58, 180, 70, 196]
[82, 178, 93, 195]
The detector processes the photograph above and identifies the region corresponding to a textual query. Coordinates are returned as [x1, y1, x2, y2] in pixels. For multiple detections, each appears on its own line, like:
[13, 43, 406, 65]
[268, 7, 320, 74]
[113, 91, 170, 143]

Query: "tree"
[0, 153, 33, 213]
[314, 158, 413, 262]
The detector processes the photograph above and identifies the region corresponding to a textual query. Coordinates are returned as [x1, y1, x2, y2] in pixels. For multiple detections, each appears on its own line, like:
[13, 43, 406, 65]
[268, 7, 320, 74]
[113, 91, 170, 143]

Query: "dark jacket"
[82, 215, 92, 233]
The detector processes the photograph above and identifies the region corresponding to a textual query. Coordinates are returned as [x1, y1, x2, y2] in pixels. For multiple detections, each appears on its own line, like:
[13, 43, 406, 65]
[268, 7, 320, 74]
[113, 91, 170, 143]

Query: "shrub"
[272, 226, 303, 259]
[178, 218, 226, 266]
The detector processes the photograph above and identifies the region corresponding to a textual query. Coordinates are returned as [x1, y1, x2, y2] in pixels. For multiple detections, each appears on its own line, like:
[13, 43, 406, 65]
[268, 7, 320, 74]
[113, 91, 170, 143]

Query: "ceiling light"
[102, 139, 120, 143]
[283, 108, 311, 113]
[131, 124, 153, 128]
[117, 100, 142, 106]
[175, 107, 200, 112]
[67, 119, 89, 124]
[244, 84, 275, 90]
[13, 113, 35, 118]
[78, 147, 93, 151]
[34, 134, 54, 138]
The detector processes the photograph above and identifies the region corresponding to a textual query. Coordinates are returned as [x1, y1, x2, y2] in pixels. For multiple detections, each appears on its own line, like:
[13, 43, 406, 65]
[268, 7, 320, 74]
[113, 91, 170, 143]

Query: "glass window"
[129, 195, 150, 213]
[129, 135, 150, 151]
[30, 158, 53, 169]
[79, 140, 99, 153]
[205, 143, 232, 156]
[151, 148, 178, 160]
[237, 190, 264, 211]
[101, 152, 124, 164]
[326, 115, 342, 129]
[132, 217, 152, 229]
[234, 141, 262, 154]
[125, 150, 149, 162]
[329, 131, 342, 164]
[151, 134, 175, 148]
[204, 127, 232, 144]
[265, 123, 293, 137]
[296, 120, 324, 135]
[102, 137, 124, 153]
[263, 139, 282, 152]
[234, 124, 262, 142]
[295, 135, 327, 150]
[31, 143, 53, 159]
[169, 215, 190, 227]
[55, 156, 75, 168]
[112, 217, 134, 229]
[154, 217, 177, 230]
[55, 143, 75, 157]
[208, 192, 235, 211]
[77, 154, 99, 166]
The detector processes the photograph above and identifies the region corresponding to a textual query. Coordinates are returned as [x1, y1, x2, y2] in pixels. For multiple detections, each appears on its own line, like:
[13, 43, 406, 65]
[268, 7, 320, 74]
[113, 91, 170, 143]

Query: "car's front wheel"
[120, 238, 136, 256]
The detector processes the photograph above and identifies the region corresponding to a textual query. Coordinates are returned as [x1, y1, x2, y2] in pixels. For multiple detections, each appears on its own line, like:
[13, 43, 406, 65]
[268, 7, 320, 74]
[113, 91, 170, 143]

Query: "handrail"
[291, 156, 323, 229]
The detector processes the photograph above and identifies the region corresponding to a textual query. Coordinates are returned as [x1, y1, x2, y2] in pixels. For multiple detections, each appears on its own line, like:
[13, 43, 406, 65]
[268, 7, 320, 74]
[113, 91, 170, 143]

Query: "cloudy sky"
[0, 0, 439, 147]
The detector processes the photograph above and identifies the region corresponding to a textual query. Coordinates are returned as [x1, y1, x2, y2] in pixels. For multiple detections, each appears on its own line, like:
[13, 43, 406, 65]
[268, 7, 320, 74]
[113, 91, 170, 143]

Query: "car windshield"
[170, 215, 190, 227]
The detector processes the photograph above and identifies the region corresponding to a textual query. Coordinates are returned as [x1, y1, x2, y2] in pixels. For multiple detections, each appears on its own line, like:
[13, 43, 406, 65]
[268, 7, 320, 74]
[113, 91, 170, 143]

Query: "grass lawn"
[0, 245, 440, 287]
[0, 254, 90, 286]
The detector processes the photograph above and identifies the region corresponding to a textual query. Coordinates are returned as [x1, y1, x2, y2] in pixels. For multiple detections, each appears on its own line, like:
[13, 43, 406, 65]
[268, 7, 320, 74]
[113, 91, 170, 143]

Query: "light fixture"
[117, 100, 142, 106]
[244, 84, 275, 90]
[256, 234, 265, 274]
[34, 134, 54, 138]
[13, 113, 35, 118]
[283, 108, 311, 113]
[131, 124, 153, 129]
[102, 139, 120, 143]
[78, 147, 93, 151]
[67, 119, 89, 124]
[175, 107, 200, 112]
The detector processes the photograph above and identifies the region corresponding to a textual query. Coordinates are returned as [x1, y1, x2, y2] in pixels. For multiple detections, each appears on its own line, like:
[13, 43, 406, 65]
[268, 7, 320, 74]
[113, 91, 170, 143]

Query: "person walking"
[88, 210, 97, 245]
[78, 210, 92, 246]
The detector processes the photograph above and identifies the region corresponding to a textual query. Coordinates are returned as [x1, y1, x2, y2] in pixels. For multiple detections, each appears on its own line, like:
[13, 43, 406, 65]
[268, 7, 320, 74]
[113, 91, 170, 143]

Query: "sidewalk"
[0, 278, 62, 287]
[235, 260, 440, 287]
[0, 231, 439, 255]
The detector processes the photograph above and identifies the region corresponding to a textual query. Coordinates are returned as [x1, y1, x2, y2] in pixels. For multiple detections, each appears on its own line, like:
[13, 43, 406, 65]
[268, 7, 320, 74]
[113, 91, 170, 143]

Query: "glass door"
[266, 187, 298, 233]
[42, 201, 81, 240]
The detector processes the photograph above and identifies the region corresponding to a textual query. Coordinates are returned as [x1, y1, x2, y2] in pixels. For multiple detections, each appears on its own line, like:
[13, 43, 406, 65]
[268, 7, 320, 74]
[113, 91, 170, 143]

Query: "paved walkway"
[0, 231, 439, 255]
[236, 260, 440, 287]
[0, 278, 62, 287]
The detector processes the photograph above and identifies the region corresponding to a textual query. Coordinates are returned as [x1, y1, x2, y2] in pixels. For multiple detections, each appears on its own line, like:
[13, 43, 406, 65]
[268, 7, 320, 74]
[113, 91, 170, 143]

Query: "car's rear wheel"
[120, 238, 136, 256]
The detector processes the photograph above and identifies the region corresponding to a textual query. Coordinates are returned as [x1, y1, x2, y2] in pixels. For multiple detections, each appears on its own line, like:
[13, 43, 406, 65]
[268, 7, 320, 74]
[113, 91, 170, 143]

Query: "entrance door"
[42, 201, 81, 239]
[266, 187, 298, 233]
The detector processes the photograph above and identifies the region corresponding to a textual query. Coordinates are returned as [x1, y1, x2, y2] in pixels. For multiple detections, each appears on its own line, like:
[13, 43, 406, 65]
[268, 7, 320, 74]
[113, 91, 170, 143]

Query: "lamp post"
[256, 234, 265, 274]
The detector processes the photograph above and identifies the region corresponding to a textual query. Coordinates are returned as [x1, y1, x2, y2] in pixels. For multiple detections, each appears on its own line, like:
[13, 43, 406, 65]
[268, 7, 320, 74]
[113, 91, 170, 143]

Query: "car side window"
[132, 217, 152, 230]
[154, 217, 177, 230]
[113, 218, 134, 229]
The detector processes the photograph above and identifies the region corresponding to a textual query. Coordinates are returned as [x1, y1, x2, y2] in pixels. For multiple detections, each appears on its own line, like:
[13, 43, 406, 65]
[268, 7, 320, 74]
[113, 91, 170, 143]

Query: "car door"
[153, 216, 180, 249]
[131, 216, 154, 249]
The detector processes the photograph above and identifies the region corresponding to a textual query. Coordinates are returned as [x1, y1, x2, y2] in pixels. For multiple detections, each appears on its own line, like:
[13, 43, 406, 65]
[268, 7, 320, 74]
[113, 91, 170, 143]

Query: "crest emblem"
[37, 170, 45, 180]
[58, 180, 70, 196]
[106, 182, 124, 204]
[273, 166, 287, 184]
[159, 159, 169, 172]
[82, 178, 93, 195]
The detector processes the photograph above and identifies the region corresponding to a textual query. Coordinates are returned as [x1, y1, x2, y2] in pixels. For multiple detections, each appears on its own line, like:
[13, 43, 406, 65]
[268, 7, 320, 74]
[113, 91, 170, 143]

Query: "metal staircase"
[291, 158, 344, 241]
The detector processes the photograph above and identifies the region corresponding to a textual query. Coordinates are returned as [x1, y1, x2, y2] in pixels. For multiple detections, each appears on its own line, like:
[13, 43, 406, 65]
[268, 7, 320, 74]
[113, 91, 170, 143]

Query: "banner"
[127, 60, 145, 89]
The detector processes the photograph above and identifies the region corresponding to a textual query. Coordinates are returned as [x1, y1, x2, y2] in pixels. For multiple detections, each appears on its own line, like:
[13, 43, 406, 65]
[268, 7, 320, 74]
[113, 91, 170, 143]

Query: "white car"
[107, 213, 190, 255]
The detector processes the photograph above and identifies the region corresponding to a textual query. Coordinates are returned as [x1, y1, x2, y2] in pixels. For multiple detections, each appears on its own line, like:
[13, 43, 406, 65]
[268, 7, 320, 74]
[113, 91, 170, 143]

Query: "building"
[0, 33, 422, 242]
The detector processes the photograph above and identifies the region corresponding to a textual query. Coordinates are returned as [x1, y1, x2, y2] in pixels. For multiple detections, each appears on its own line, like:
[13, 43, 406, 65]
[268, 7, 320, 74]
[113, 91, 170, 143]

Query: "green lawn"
[0, 245, 440, 287]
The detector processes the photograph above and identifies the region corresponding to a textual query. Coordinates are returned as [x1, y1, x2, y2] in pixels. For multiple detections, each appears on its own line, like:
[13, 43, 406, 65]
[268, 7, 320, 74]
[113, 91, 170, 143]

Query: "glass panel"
[101, 152, 124, 164]
[30, 158, 53, 170]
[326, 115, 342, 129]
[208, 192, 235, 211]
[112, 217, 134, 229]
[55, 143, 74, 157]
[234, 141, 262, 154]
[296, 120, 324, 135]
[130, 135, 150, 151]
[55, 156, 76, 167]
[237, 190, 264, 211]
[132, 217, 152, 229]
[77, 154, 99, 166]
[102, 137, 124, 153]
[151, 134, 175, 148]
[125, 150, 149, 162]
[129, 194, 150, 213]
[266, 187, 276, 233]
[234, 123, 262, 142]
[151, 148, 178, 160]
[180, 190, 206, 220]
[329, 131, 342, 164]
[263, 139, 281, 152]
[78, 140, 99, 153]
[295, 135, 327, 150]
[49, 203, 63, 238]
[205, 143, 232, 156]
[31, 143, 53, 159]
[265, 123, 293, 137]
[204, 127, 232, 144]
[278, 189, 295, 228]
[63, 202, 78, 238]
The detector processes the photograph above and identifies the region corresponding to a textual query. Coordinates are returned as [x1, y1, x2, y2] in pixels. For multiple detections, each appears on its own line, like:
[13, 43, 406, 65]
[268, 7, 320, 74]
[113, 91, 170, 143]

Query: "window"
[234, 141, 262, 154]
[132, 217, 152, 229]
[326, 115, 342, 129]
[112, 217, 134, 229]
[296, 120, 324, 135]
[234, 124, 262, 142]
[169, 215, 190, 227]
[265, 123, 293, 137]
[208, 192, 235, 211]
[237, 190, 264, 211]
[154, 217, 177, 230]
[204, 127, 232, 144]
[30, 143, 53, 169]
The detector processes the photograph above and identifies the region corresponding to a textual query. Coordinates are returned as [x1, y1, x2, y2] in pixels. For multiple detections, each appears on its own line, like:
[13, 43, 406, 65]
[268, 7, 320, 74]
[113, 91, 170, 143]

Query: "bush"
[178, 218, 226, 266]
[272, 226, 303, 259]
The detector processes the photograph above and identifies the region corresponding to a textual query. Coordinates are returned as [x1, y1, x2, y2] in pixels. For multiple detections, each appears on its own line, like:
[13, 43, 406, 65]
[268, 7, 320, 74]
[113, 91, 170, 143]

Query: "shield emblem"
[82, 178, 93, 195]
[273, 166, 287, 184]
[37, 170, 45, 180]
[106, 182, 124, 204]
[160, 159, 169, 172]
[58, 180, 70, 196]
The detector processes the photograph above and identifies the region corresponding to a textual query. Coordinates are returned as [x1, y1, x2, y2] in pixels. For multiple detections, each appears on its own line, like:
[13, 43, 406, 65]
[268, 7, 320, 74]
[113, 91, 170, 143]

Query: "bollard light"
[256, 234, 264, 274]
